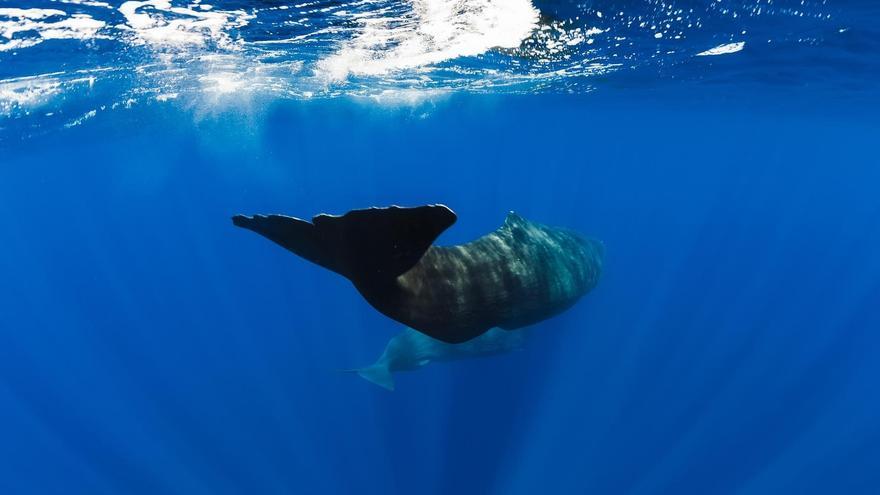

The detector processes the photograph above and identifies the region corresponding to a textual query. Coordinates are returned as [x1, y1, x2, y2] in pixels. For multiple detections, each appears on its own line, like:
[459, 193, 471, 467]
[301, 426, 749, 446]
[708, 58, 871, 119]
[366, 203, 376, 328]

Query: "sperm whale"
[232, 205, 603, 343]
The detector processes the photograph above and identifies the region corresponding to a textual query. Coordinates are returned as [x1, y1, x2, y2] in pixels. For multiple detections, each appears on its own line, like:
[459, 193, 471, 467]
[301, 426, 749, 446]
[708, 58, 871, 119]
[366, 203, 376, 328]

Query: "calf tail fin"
[233, 205, 456, 283]
[341, 364, 395, 391]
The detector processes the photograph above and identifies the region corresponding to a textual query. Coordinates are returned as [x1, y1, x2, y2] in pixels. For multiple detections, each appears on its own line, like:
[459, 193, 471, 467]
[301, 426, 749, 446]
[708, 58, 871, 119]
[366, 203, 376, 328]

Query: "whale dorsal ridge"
[505, 211, 523, 222]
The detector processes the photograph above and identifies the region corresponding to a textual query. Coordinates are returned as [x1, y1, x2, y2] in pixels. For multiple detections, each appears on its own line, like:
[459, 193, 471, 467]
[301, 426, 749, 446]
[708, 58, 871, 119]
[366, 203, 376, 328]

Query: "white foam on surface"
[0, 38, 42, 52]
[0, 8, 106, 51]
[0, 8, 67, 19]
[696, 41, 745, 56]
[117, 0, 252, 48]
[317, 0, 540, 80]
[55, 0, 113, 7]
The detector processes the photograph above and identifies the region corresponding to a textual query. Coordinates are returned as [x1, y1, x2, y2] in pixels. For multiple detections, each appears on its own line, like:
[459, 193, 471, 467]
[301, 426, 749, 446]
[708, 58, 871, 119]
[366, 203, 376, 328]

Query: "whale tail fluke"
[342, 364, 395, 391]
[232, 205, 456, 283]
[358, 365, 395, 391]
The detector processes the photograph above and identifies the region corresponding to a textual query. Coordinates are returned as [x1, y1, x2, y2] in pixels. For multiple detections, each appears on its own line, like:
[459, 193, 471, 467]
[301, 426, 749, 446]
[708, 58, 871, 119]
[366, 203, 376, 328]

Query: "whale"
[346, 327, 527, 391]
[232, 204, 603, 343]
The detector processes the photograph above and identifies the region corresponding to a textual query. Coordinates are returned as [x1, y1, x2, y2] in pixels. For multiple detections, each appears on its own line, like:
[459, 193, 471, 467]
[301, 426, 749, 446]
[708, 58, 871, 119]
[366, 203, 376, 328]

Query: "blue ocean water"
[2, 0, 879, 494]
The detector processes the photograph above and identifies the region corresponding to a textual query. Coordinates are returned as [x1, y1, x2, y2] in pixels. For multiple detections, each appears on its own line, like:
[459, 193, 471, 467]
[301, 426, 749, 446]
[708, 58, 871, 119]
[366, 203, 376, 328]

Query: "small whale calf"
[346, 327, 527, 391]
[233, 204, 603, 344]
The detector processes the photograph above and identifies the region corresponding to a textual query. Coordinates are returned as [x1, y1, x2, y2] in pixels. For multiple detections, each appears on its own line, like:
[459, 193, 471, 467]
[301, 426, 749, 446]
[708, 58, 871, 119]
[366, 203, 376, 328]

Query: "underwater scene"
[1, 0, 879, 493]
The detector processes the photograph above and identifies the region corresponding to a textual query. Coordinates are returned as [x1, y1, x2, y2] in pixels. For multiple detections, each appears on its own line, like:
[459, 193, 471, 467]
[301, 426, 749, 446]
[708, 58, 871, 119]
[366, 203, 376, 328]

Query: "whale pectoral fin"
[233, 205, 456, 283]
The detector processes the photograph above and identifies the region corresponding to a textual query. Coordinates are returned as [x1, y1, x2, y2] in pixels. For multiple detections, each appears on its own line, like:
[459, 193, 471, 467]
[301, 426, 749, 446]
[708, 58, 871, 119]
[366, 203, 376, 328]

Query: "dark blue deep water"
[2, 1, 879, 494]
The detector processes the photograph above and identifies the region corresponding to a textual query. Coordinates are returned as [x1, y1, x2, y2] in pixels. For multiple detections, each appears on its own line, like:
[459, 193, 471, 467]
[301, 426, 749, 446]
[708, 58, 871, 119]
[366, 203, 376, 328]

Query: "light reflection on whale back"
[389, 212, 603, 343]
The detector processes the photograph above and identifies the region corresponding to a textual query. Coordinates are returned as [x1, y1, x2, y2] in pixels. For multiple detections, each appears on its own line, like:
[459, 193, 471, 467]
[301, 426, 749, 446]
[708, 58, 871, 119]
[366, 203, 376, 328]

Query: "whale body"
[233, 204, 603, 343]
[348, 327, 527, 391]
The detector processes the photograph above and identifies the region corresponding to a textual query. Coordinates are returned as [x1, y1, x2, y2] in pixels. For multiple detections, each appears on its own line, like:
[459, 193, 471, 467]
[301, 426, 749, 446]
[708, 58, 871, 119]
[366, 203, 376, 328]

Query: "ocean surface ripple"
[0, 0, 877, 129]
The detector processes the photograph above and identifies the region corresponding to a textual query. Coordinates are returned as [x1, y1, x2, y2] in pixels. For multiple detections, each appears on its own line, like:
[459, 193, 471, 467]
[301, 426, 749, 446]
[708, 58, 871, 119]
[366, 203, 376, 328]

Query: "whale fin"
[233, 205, 456, 282]
[343, 365, 395, 391]
[232, 214, 338, 273]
